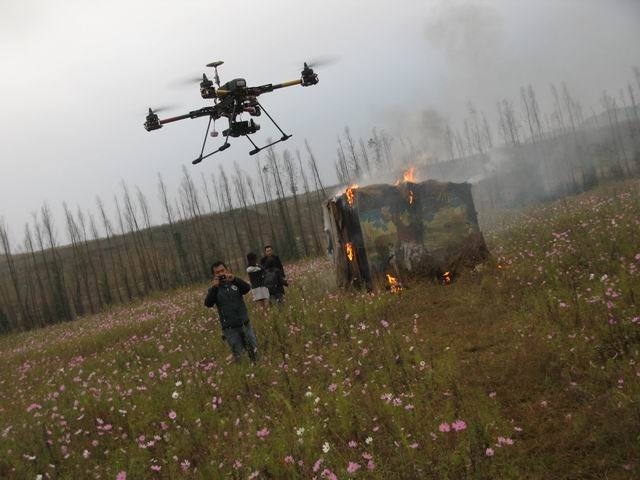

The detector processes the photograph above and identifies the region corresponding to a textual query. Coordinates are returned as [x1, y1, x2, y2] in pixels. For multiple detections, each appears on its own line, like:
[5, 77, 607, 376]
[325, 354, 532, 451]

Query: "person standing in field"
[246, 252, 269, 310]
[260, 245, 286, 278]
[263, 257, 288, 304]
[204, 261, 259, 363]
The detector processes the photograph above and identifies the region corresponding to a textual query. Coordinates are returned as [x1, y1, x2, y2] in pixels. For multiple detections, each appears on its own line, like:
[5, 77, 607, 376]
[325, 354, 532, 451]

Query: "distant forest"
[1, 67, 640, 334]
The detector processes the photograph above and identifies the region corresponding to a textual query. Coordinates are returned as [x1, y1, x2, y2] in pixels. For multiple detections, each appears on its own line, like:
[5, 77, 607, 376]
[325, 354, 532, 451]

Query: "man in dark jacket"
[260, 245, 285, 278]
[204, 261, 259, 363]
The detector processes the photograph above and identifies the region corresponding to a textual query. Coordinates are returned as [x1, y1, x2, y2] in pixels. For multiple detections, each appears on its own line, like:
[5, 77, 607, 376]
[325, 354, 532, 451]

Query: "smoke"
[380, 0, 640, 178]
[424, 0, 504, 70]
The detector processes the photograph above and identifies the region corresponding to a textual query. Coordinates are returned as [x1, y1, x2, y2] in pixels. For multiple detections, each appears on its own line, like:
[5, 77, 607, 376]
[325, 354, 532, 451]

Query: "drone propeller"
[148, 105, 175, 114]
[303, 56, 340, 69]
[170, 73, 212, 88]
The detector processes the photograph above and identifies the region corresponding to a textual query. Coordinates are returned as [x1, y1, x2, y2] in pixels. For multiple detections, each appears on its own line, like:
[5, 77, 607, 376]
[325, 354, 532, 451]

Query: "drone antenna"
[206, 61, 224, 87]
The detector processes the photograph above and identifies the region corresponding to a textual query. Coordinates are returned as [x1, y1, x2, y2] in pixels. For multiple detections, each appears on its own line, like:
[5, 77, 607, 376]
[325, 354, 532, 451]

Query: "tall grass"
[1, 180, 638, 479]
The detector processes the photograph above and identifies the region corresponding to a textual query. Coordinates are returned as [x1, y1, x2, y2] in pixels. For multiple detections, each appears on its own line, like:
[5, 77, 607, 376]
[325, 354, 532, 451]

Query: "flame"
[408, 190, 415, 205]
[346, 242, 354, 262]
[403, 166, 416, 183]
[345, 184, 359, 206]
[386, 273, 402, 293]
[443, 271, 452, 284]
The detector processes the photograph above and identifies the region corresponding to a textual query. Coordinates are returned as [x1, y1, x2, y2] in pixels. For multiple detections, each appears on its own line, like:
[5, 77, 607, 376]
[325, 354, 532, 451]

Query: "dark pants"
[223, 323, 259, 363]
[270, 292, 284, 305]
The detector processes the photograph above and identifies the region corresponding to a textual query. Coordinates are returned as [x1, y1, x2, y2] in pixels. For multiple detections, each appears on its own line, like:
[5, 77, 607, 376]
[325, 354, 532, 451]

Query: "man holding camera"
[204, 261, 259, 363]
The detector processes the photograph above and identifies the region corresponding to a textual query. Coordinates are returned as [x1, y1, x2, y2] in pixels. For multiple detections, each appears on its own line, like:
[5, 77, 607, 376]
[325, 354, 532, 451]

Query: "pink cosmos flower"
[321, 469, 338, 480]
[256, 427, 270, 438]
[284, 455, 294, 464]
[347, 462, 361, 474]
[485, 448, 494, 457]
[438, 422, 451, 433]
[116, 472, 127, 480]
[348, 440, 358, 448]
[328, 383, 337, 392]
[150, 465, 161, 472]
[313, 458, 324, 472]
[367, 459, 376, 470]
[452, 420, 467, 431]
[380, 320, 389, 328]
[26, 403, 42, 412]
[168, 410, 177, 420]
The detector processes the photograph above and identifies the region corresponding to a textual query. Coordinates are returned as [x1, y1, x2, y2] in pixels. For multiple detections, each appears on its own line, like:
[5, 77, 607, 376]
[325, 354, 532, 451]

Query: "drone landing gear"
[245, 100, 292, 155]
[192, 113, 233, 165]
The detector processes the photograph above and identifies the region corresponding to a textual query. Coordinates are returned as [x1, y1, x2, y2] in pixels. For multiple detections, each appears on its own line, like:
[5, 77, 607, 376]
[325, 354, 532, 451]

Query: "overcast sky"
[1, 0, 639, 238]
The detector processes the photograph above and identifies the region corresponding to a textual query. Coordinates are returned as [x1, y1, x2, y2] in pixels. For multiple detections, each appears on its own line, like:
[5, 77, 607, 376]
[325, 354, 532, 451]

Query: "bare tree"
[305, 139, 326, 200]
[121, 182, 153, 292]
[358, 138, 371, 173]
[283, 149, 309, 256]
[232, 162, 258, 253]
[244, 173, 266, 250]
[219, 166, 246, 265]
[41, 203, 73, 321]
[97, 196, 127, 301]
[266, 145, 298, 257]
[24, 223, 50, 326]
[211, 171, 238, 271]
[88, 212, 113, 305]
[297, 149, 322, 254]
[114, 195, 142, 297]
[0, 220, 29, 329]
[344, 126, 361, 178]
[255, 156, 278, 247]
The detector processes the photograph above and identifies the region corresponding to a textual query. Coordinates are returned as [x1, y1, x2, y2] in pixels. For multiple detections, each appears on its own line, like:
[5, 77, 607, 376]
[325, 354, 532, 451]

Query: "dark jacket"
[263, 267, 287, 295]
[246, 265, 264, 289]
[260, 254, 285, 277]
[204, 277, 251, 329]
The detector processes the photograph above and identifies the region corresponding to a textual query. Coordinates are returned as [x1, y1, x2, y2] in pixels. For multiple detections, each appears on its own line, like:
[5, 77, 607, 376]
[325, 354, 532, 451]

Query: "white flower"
[175, 381, 183, 387]
[305, 391, 313, 398]
[295, 427, 305, 436]
[314, 397, 320, 404]
[172, 391, 179, 399]
[82, 449, 90, 459]
[322, 442, 330, 453]
[36, 475, 43, 480]
[365, 436, 373, 445]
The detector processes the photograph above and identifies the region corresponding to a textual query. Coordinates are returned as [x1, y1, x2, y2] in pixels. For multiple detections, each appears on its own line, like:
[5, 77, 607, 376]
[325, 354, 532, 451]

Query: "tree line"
[0, 142, 333, 333]
[2, 67, 640, 333]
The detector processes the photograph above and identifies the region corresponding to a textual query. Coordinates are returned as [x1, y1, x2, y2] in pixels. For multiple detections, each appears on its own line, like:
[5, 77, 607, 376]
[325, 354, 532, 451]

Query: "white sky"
[1, 0, 639, 239]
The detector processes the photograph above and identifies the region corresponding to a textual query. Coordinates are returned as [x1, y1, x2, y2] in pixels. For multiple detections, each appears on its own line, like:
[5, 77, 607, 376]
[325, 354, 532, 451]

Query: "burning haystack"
[325, 169, 489, 291]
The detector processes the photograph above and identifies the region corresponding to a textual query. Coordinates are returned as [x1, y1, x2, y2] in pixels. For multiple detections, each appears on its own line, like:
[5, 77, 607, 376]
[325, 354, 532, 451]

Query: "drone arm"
[271, 79, 302, 90]
[156, 106, 221, 126]
[216, 79, 303, 98]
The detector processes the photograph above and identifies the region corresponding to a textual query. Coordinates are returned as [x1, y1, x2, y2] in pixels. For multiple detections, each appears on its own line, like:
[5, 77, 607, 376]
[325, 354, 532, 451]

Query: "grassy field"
[1, 180, 639, 479]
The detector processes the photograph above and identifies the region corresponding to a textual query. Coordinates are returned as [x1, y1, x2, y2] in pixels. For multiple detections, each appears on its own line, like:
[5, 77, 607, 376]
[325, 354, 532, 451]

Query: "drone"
[144, 61, 319, 165]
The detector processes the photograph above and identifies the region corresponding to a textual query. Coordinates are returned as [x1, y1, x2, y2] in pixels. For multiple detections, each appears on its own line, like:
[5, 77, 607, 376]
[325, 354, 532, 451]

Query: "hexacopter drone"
[144, 61, 319, 165]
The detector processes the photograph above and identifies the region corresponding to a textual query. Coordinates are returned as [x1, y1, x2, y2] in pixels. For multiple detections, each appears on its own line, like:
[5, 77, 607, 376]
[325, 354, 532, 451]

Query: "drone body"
[144, 61, 319, 165]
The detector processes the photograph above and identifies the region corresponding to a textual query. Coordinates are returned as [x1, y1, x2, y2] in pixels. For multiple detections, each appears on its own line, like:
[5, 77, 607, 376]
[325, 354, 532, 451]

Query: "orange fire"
[403, 166, 416, 183]
[443, 271, 452, 284]
[395, 166, 417, 185]
[346, 242, 354, 262]
[345, 184, 359, 206]
[386, 273, 402, 293]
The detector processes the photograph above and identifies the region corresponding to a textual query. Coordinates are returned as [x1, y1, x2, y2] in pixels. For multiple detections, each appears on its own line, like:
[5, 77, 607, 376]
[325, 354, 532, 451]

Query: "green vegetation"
[0, 180, 638, 479]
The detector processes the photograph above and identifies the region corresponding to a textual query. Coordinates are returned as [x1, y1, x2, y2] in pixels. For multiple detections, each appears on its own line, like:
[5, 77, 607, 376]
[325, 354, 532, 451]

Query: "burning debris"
[386, 273, 402, 294]
[346, 184, 359, 207]
[345, 242, 355, 262]
[325, 171, 489, 291]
